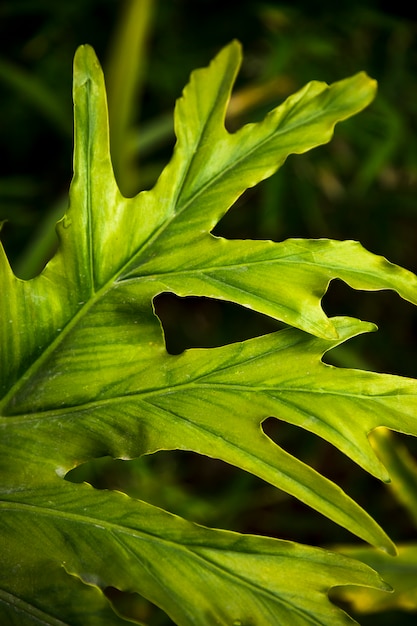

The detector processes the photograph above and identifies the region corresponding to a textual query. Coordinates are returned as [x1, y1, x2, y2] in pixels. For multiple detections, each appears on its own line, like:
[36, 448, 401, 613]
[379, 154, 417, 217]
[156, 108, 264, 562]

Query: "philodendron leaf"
[370, 427, 417, 526]
[1, 485, 391, 626]
[2, 40, 417, 624]
[331, 543, 417, 613]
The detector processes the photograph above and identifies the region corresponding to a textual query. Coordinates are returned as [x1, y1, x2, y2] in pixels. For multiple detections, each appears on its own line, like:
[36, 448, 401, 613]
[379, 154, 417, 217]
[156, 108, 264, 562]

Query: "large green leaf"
[2, 41, 417, 624]
[2, 484, 391, 626]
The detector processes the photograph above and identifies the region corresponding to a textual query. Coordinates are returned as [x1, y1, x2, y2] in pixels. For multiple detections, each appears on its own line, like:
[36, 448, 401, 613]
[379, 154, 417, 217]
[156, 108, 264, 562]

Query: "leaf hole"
[154, 292, 283, 354]
[262, 417, 417, 542]
[262, 416, 364, 484]
[105, 586, 174, 625]
[323, 279, 417, 377]
[64, 448, 358, 546]
[65, 452, 266, 531]
[65, 456, 128, 490]
[65, 451, 330, 542]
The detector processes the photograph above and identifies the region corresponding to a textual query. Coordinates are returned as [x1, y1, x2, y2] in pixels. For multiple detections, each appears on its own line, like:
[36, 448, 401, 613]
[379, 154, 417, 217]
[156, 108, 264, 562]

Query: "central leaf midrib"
[86, 77, 96, 295]
[2, 381, 394, 423]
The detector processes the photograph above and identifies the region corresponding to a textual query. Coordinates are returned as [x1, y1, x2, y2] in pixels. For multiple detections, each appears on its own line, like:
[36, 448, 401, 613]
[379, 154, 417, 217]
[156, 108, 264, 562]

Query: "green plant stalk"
[105, 0, 155, 196]
[0, 57, 71, 136]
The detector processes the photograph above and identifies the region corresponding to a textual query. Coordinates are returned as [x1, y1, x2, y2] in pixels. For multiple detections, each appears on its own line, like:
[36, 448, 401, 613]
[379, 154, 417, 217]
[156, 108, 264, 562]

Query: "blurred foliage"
[331, 430, 417, 616]
[2, 1, 417, 623]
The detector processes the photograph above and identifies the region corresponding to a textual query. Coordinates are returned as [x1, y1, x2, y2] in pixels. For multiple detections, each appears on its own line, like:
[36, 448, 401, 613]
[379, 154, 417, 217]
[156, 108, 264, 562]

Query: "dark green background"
[1, 1, 417, 624]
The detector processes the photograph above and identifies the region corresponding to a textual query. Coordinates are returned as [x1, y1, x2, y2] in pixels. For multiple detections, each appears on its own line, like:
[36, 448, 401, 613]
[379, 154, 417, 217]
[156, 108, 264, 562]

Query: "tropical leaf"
[330, 429, 417, 616]
[332, 543, 417, 614]
[370, 428, 417, 527]
[2, 40, 417, 624]
[1, 485, 391, 626]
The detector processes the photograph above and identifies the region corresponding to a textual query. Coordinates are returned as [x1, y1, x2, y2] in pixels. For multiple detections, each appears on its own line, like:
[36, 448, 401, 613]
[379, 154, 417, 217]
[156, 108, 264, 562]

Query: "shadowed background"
[1, 1, 417, 623]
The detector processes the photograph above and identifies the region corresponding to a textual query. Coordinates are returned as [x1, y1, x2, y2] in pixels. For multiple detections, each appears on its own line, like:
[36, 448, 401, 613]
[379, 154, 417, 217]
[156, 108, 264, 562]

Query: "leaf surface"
[2, 41, 417, 624]
[332, 543, 417, 613]
[2, 482, 391, 626]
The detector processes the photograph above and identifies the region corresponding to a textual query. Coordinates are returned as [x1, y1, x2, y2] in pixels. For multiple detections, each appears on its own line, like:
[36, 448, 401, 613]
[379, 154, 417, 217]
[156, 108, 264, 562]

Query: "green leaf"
[2, 484, 391, 626]
[105, 0, 155, 195]
[370, 428, 417, 527]
[330, 430, 417, 616]
[331, 543, 417, 613]
[2, 41, 417, 624]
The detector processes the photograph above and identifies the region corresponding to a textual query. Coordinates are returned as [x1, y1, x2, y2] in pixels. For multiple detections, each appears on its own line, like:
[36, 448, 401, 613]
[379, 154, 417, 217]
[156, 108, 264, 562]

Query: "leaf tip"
[379, 538, 398, 558]
[213, 39, 243, 77]
[344, 71, 378, 111]
[73, 43, 102, 88]
[228, 38, 243, 56]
